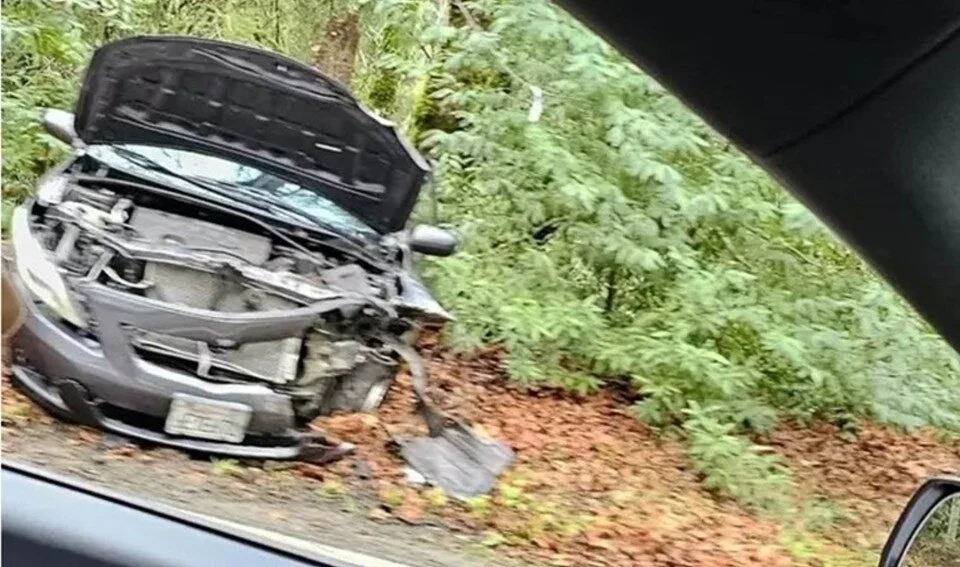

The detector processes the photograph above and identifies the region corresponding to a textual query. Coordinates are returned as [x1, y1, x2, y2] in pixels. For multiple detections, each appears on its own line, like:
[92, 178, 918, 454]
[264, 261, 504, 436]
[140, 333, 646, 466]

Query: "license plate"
[164, 394, 252, 443]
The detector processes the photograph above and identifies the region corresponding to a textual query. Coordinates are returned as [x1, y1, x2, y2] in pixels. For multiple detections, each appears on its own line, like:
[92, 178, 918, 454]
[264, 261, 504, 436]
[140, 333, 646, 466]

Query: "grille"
[133, 331, 302, 384]
[140, 263, 302, 384]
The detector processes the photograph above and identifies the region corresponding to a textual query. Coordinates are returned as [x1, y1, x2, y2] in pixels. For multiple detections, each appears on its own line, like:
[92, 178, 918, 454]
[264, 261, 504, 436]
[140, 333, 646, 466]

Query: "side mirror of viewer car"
[409, 225, 458, 257]
[42, 109, 77, 145]
[879, 476, 960, 567]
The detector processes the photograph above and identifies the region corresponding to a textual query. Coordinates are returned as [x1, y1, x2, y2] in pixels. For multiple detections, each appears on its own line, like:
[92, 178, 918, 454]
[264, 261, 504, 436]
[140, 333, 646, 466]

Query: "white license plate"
[164, 394, 252, 443]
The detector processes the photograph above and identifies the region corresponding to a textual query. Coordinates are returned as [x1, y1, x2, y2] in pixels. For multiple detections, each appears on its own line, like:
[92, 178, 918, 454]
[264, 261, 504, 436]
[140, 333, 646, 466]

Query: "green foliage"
[318, 478, 347, 498]
[352, 0, 451, 124]
[390, 0, 959, 434]
[2, 0, 94, 203]
[683, 404, 794, 515]
[211, 458, 243, 477]
[368, 0, 960, 509]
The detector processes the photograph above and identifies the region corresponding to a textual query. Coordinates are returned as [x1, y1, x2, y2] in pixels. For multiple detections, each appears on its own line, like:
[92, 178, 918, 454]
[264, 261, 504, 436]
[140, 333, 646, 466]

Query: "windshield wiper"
[100, 147, 382, 262]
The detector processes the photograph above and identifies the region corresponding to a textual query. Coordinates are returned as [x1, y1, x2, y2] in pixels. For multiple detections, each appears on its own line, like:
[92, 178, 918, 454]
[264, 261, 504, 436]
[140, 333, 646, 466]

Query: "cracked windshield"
[86, 143, 381, 239]
[3, 1, 959, 566]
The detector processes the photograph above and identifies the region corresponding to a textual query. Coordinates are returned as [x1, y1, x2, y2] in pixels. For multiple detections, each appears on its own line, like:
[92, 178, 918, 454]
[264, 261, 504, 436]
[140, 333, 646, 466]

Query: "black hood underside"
[74, 36, 430, 234]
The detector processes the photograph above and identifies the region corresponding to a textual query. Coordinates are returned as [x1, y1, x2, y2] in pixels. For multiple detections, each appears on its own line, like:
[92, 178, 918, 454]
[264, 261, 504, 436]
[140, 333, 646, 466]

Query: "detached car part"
[3, 36, 512, 493]
[391, 344, 514, 500]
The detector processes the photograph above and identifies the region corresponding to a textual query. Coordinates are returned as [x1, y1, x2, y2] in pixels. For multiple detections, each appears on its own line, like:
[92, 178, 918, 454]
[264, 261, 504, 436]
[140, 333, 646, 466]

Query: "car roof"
[558, 1, 960, 353]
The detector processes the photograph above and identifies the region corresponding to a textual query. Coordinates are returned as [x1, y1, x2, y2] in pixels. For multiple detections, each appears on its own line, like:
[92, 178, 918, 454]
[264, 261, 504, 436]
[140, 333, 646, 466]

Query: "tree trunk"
[410, 0, 459, 142]
[604, 266, 619, 314]
[311, 11, 360, 87]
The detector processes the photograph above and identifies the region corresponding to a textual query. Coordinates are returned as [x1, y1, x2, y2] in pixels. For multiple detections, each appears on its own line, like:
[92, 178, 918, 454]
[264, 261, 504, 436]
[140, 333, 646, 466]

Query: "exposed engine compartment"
[29, 179, 419, 423]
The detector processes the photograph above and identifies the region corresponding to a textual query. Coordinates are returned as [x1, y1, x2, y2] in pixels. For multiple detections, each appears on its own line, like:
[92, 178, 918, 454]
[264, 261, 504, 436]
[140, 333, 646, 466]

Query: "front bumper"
[2, 258, 323, 459]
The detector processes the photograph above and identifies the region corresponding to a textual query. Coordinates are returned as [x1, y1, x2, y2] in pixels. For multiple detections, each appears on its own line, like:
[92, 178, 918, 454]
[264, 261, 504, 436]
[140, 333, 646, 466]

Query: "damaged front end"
[6, 32, 513, 495]
[5, 173, 511, 493]
[12, 178, 417, 415]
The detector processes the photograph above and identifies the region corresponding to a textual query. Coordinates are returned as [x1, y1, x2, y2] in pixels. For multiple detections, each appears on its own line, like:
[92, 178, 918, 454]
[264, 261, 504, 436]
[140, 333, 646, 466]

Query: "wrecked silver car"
[3, 37, 512, 496]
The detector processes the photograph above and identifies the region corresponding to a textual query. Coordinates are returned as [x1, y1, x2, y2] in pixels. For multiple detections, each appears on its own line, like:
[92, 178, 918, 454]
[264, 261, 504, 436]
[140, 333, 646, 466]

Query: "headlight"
[10, 206, 87, 328]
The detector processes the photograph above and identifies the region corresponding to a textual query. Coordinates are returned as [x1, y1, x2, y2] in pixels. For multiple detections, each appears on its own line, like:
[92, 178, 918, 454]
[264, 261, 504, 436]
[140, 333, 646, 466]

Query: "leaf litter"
[4, 335, 959, 567]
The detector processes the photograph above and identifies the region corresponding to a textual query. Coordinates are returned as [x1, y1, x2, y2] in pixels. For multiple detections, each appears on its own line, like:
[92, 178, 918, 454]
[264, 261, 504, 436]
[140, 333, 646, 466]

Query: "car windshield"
[86, 144, 379, 239]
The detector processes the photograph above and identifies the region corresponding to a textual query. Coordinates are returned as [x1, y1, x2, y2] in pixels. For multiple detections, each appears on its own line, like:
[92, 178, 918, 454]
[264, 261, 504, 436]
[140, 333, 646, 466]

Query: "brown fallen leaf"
[296, 464, 325, 482]
[393, 500, 424, 525]
[106, 445, 136, 459]
[76, 428, 100, 444]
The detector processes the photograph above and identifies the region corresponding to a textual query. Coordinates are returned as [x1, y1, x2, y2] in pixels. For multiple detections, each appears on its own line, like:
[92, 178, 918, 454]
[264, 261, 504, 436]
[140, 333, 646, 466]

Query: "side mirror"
[43, 109, 77, 145]
[880, 476, 960, 567]
[409, 225, 458, 257]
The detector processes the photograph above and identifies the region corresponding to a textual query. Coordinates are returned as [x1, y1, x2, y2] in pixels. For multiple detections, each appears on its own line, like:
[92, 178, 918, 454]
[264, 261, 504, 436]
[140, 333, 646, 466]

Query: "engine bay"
[28, 177, 417, 423]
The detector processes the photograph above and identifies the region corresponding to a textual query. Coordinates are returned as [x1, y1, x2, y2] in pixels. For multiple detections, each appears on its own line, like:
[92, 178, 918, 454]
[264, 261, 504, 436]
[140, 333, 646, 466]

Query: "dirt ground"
[4, 336, 960, 567]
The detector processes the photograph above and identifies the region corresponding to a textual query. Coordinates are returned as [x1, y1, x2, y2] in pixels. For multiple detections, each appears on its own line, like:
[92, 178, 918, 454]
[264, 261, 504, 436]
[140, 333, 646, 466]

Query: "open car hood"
[74, 36, 430, 234]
